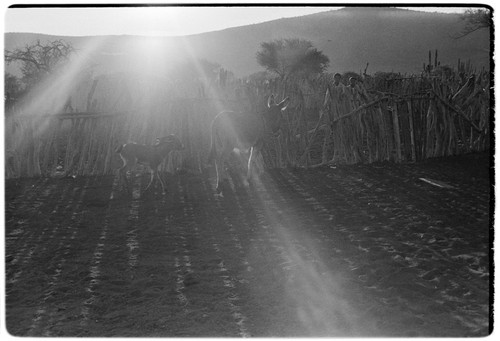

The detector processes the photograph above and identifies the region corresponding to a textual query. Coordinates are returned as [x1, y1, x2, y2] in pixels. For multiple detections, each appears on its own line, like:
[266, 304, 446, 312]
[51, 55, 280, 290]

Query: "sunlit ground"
[247, 173, 379, 336]
[4, 151, 490, 336]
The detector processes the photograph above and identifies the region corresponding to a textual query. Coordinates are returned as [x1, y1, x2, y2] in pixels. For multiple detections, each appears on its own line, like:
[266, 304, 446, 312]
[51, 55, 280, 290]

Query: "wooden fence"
[5, 65, 490, 179]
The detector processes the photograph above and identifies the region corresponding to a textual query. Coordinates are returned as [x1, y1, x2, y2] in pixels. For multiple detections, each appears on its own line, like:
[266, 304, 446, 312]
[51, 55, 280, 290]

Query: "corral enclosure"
[4, 9, 492, 337]
[5, 50, 490, 179]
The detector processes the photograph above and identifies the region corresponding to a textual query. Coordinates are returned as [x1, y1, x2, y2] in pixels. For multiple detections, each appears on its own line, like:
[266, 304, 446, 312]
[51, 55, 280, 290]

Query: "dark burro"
[208, 95, 289, 195]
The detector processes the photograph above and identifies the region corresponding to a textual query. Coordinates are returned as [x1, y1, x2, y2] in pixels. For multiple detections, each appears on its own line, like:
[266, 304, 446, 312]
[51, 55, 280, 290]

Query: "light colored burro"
[116, 134, 184, 193]
[208, 94, 290, 195]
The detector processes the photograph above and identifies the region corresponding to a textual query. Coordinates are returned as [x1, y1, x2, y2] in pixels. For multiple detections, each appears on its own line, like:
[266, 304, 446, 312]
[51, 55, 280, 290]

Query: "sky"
[3, 1, 482, 37]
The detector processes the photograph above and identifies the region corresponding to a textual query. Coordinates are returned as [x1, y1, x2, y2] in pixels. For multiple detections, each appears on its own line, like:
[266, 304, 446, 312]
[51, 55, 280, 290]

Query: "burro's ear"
[278, 97, 290, 111]
[267, 94, 275, 108]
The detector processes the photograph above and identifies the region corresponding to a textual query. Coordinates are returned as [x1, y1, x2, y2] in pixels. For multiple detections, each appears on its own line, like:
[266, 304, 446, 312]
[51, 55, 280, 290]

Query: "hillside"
[4, 7, 491, 77]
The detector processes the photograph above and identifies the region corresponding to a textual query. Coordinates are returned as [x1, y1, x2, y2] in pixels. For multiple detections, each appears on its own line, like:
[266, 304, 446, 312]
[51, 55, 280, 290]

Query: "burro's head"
[155, 134, 184, 151]
[263, 94, 290, 135]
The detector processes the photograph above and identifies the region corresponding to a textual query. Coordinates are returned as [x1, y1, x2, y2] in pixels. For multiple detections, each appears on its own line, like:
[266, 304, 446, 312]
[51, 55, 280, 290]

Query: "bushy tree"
[456, 8, 491, 38]
[256, 38, 329, 80]
[5, 39, 75, 89]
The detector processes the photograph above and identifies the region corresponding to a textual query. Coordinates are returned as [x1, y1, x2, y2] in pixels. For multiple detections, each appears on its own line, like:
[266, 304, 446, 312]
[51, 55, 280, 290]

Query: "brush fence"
[5, 70, 490, 179]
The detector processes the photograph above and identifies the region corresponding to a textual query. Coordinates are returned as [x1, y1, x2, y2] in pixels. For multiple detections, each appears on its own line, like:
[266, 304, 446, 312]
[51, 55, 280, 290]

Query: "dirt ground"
[4, 152, 492, 337]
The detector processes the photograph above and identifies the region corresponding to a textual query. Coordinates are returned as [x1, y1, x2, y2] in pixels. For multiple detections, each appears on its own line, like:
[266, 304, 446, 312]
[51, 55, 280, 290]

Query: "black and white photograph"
[3, 1, 493, 337]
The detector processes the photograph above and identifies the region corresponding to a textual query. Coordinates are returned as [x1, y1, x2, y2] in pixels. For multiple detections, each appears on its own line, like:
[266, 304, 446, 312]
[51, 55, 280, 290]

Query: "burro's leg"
[117, 166, 125, 191]
[215, 147, 231, 195]
[144, 163, 167, 194]
[245, 145, 259, 187]
[156, 169, 167, 194]
[117, 157, 127, 191]
[119, 156, 136, 193]
[215, 157, 224, 194]
[144, 167, 156, 192]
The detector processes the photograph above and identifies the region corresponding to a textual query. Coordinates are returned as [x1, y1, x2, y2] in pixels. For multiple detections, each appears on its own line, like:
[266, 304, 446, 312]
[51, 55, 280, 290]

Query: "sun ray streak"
[5, 37, 111, 175]
[247, 172, 380, 336]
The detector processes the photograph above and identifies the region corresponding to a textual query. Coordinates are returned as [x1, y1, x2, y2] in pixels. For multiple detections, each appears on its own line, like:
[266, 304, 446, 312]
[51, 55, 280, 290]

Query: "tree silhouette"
[5, 39, 75, 89]
[256, 38, 329, 80]
[455, 8, 491, 38]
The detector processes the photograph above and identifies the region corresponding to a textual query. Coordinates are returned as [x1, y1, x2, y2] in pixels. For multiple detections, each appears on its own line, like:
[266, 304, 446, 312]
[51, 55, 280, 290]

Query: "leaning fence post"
[407, 100, 417, 162]
[391, 102, 402, 162]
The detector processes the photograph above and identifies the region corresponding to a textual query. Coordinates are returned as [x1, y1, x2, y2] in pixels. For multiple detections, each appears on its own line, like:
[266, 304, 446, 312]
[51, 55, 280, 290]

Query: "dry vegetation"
[4, 54, 490, 179]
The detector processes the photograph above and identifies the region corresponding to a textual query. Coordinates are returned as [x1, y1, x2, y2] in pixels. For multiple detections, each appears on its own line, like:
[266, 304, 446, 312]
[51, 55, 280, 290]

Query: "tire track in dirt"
[27, 177, 92, 336]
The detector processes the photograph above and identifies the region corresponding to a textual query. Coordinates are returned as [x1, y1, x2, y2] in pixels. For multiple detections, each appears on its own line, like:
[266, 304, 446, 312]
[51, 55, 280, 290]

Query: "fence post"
[391, 102, 402, 162]
[407, 100, 417, 162]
